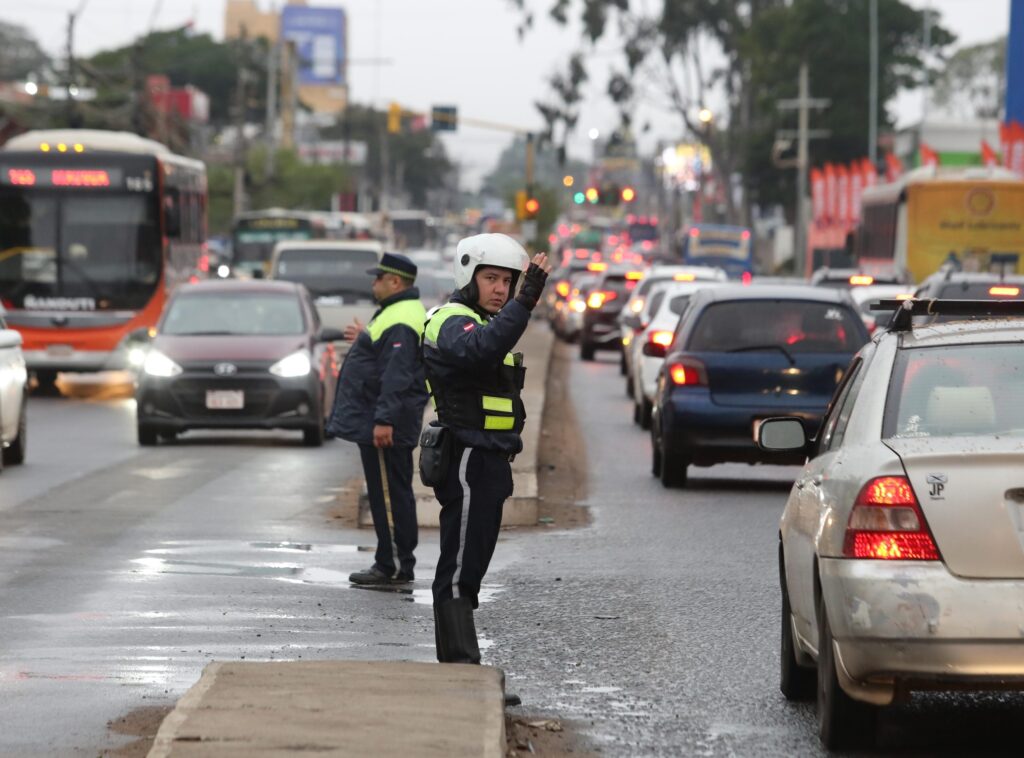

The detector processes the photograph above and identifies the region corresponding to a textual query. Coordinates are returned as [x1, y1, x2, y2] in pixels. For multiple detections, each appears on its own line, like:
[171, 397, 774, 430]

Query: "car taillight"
[989, 286, 1020, 297]
[649, 330, 673, 348]
[842, 476, 940, 560]
[587, 290, 617, 309]
[667, 358, 707, 386]
[629, 298, 645, 314]
[556, 281, 570, 297]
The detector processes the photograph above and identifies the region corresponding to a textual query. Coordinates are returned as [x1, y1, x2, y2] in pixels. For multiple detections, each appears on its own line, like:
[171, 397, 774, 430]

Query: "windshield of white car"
[885, 343, 1024, 438]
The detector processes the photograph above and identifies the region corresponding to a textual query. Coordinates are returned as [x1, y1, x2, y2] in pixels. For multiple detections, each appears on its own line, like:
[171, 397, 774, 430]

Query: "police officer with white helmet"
[419, 233, 550, 667]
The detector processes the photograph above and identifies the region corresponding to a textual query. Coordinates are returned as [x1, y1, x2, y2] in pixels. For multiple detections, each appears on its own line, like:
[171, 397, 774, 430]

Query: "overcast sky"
[10, 0, 1012, 188]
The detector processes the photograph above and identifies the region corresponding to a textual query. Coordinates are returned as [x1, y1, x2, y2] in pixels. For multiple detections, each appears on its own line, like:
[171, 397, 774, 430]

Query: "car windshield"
[162, 292, 305, 336]
[687, 300, 864, 353]
[885, 343, 1024, 438]
[273, 248, 377, 298]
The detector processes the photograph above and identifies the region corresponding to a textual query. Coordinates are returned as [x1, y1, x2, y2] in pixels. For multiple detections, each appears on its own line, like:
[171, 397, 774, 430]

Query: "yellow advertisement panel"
[907, 181, 1024, 282]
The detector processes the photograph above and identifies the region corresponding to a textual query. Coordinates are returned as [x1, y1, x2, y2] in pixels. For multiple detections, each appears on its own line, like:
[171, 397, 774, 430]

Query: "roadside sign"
[431, 106, 458, 132]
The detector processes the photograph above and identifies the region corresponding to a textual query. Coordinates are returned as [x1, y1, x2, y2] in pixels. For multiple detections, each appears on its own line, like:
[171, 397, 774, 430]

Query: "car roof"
[273, 240, 384, 253]
[891, 318, 1024, 348]
[921, 271, 1024, 284]
[697, 283, 854, 304]
[177, 279, 304, 295]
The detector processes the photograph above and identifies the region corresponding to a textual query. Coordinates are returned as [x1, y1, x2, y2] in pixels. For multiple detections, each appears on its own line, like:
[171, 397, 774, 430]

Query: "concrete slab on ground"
[148, 660, 507, 757]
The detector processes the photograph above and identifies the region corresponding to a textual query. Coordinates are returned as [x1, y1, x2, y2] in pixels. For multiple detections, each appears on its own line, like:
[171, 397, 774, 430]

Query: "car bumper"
[24, 348, 126, 373]
[137, 372, 322, 431]
[820, 558, 1024, 704]
[662, 391, 821, 465]
[581, 315, 622, 350]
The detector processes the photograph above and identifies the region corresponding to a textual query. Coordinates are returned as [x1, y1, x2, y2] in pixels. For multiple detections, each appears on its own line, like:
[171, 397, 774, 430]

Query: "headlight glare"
[143, 349, 183, 377]
[270, 350, 311, 378]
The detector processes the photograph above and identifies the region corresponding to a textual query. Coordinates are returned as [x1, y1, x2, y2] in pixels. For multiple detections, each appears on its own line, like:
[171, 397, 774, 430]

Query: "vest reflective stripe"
[423, 303, 515, 367]
[482, 396, 513, 413]
[367, 298, 427, 343]
[484, 415, 516, 431]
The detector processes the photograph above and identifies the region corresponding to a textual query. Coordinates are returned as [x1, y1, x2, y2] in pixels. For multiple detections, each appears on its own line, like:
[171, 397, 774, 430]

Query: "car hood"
[153, 335, 308, 364]
[886, 436, 1024, 579]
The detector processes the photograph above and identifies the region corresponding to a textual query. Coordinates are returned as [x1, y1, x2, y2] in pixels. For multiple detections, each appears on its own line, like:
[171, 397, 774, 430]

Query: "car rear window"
[687, 300, 864, 353]
[667, 294, 690, 315]
[274, 248, 377, 298]
[885, 343, 1024, 438]
[163, 292, 305, 336]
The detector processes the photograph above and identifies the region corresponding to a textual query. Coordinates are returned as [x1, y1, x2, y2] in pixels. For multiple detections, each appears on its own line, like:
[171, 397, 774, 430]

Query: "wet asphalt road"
[3, 365, 1023, 756]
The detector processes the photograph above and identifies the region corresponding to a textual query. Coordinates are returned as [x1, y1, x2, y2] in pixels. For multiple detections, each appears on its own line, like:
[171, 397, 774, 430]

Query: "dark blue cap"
[367, 252, 417, 281]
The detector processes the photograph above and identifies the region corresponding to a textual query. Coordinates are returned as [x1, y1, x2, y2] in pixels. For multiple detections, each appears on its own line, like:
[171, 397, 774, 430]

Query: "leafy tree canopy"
[0, 20, 49, 80]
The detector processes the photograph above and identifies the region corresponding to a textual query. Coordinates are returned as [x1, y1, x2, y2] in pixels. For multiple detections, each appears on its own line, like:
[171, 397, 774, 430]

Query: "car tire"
[580, 341, 596, 361]
[625, 374, 634, 399]
[303, 423, 325, 447]
[158, 430, 178, 442]
[137, 422, 158, 446]
[650, 425, 663, 477]
[659, 431, 688, 488]
[619, 352, 627, 375]
[779, 555, 815, 701]
[2, 397, 27, 465]
[817, 596, 877, 750]
[639, 398, 653, 430]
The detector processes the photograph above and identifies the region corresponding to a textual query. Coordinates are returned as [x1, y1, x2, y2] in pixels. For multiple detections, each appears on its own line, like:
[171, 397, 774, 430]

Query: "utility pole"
[777, 63, 830, 277]
[280, 40, 297, 150]
[264, 39, 279, 179]
[64, 11, 79, 126]
[869, 0, 879, 164]
[232, 26, 250, 217]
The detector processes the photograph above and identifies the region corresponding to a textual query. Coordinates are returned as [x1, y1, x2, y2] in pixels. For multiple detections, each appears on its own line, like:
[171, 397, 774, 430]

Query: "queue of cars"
[0, 307, 28, 472]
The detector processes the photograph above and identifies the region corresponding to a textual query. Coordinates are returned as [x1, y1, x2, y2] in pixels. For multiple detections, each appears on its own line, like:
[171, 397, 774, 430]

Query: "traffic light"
[573, 191, 586, 205]
[585, 187, 599, 204]
[621, 186, 636, 203]
[514, 189, 528, 220]
[387, 102, 402, 134]
[524, 196, 540, 219]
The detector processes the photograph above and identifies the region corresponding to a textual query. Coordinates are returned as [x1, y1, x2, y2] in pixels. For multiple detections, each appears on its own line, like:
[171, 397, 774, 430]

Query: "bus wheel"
[33, 371, 60, 395]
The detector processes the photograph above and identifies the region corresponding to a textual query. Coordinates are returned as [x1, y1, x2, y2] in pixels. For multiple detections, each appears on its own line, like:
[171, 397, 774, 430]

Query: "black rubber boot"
[434, 598, 481, 664]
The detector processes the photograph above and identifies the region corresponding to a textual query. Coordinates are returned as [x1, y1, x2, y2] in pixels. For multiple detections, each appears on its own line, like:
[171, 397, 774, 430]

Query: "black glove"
[515, 263, 549, 311]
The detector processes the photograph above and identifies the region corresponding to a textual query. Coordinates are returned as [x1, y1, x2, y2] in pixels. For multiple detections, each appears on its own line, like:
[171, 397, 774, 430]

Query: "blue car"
[649, 285, 869, 487]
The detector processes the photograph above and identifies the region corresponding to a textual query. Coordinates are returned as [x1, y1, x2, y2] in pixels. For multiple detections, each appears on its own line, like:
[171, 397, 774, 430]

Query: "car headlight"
[143, 349, 183, 378]
[128, 346, 148, 368]
[269, 350, 311, 378]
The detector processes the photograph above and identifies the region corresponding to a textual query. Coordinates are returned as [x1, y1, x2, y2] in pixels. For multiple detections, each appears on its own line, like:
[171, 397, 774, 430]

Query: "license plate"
[46, 344, 74, 357]
[206, 390, 244, 410]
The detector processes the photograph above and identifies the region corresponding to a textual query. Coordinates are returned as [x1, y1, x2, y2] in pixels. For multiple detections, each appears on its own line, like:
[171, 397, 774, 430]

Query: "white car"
[619, 265, 727, 392]
[628, 280, 723, 428]
[0, 309, 28, 471]
[759, 298, 1024, 749]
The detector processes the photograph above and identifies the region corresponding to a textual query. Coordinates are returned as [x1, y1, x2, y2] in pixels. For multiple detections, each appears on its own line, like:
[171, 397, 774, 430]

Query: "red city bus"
[0, 129, 206, 391]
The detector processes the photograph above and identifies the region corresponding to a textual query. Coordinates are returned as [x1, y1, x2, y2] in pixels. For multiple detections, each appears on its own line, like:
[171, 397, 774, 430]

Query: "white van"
[270, 240, 384, 335]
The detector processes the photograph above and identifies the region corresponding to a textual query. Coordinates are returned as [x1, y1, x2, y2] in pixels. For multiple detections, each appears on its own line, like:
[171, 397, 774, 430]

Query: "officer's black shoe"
[434, 597, 481, 664]
[348, 566, 413, 585]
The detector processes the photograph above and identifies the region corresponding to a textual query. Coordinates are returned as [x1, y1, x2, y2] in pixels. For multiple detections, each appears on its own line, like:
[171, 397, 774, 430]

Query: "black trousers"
[359, 444, 418, 578]
[432, 444, 514, 608]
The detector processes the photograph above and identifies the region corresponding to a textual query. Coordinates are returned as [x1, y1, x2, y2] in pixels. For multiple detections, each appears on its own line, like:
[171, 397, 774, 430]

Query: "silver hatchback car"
[759, 298, 1024, 750]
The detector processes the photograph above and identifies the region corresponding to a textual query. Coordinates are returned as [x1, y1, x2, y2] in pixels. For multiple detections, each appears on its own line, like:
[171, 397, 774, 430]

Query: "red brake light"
[556, 281, 570, 298]
[842, 476, 940, 560]
[649, 330, 673, 347]
[741, 271, 753, 285]
[849, 275, 874, 286]
[575, 249, 589, 259]
[689, 227, 700, 238]
[741, 229, 751, 240]
[667, 358, 707, 387]
[587, 262, 608, 272]
[989, 286, 1020, 297]
[625, 271, 643, 280]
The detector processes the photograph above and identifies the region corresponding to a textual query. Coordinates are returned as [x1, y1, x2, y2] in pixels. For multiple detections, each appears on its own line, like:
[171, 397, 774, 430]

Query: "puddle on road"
[144, 540, 371, 556]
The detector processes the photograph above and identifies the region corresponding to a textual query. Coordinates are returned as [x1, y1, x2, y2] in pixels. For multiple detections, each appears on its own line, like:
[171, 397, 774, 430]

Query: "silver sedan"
[760, 303, 1024, 750]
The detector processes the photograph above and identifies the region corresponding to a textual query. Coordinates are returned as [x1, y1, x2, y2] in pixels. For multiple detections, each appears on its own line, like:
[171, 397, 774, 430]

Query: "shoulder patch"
[463, 322, 476, 332]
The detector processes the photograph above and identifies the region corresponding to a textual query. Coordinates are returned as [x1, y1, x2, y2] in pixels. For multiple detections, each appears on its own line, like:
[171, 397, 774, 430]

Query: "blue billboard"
[280, 5, 346, 87]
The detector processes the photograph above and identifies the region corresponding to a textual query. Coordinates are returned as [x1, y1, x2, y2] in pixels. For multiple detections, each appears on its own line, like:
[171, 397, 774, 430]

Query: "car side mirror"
[317, 327, 346, 343]
[642, 341, 667, 358]
[757, 417, 807, 452]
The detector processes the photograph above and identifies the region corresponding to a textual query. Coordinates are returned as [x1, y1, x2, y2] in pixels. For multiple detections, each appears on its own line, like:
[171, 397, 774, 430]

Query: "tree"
[0, 21, 49, 80]
[931, 36, 1005, 120]
[518, 0, 953, 222]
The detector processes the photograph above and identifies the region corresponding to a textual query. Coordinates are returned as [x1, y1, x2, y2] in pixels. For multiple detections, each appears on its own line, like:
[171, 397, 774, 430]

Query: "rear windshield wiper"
[726, 344, 796, 365]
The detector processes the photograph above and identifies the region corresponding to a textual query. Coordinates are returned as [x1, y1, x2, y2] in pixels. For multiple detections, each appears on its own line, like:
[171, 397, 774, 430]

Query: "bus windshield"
[232, 215, 316, 267]
[0, 189, 160, 309]
[682, 224, 753, 278]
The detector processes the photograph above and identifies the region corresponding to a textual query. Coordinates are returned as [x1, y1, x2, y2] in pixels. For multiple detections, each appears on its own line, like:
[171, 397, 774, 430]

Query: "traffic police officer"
[328, 253, 429, 585]
[422, 233, 550, 663]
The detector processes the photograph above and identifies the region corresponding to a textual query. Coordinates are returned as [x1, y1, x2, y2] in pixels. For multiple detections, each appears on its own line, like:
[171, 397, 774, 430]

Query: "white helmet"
[453, 233, 529, 289]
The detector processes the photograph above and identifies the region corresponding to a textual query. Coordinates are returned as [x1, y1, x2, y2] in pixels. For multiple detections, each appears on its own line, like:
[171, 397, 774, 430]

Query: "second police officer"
[328, 252, 429, 585]
[420, 233, 550, 664]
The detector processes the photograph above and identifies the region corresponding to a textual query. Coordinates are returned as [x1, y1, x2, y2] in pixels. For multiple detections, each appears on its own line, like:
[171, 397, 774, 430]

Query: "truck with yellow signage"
[854, 165, 1024, 283]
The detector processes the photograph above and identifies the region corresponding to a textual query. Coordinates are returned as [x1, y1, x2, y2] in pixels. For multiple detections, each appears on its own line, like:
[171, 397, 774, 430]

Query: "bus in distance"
[0, 129, 206, 390]
[680, 223, 754, 279]
[230, 208, 327, 279]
